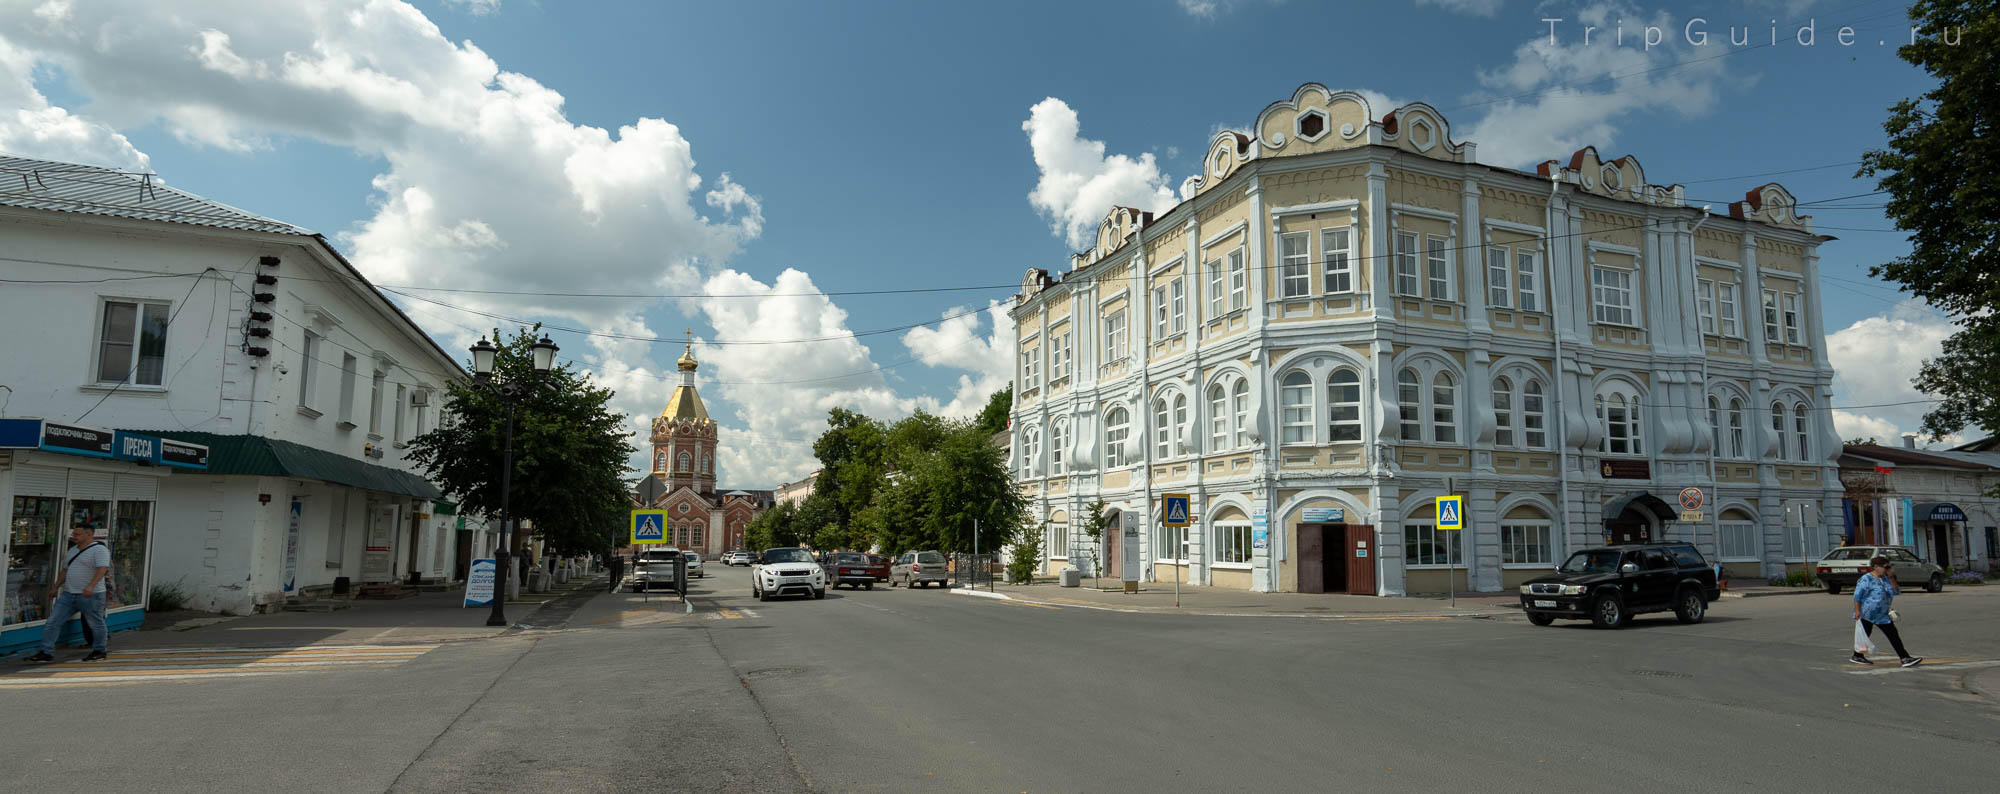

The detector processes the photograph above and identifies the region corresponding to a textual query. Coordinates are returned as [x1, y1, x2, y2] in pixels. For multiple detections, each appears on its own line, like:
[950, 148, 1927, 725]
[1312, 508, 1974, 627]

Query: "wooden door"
[1346, 524, 1377, 595]
[1298, 524, 1325, 594]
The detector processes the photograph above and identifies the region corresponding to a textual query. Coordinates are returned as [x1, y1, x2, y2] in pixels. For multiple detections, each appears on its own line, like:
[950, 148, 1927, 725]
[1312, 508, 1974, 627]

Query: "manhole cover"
[1631, 669, 1691, 679]
[746, 667, 804, 679]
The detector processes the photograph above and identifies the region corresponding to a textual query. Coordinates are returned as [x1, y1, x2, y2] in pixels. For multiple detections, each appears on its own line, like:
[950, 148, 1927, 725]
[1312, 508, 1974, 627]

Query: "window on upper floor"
[655, 451, 666, 472]
[299, 331, 320, 408]
[1104, 309, 1127, 363]
[1771, 401, 1789, 460]
[702, 454, 712, 474]
[369, 371, 386, 436]
[1592, 266, 1636, 326]
[1494, 376, 1515, 447]
[1717, 282, 1740, 337]
[1431, 371, 1458, 444]
[1728, 398, 1745, 458]
[1206, 257, 1225, 318]
[1426, 235, 1453, 301]
[1792, 400, 1811, 462]
[1020, 345, 1040, 389]
[1050, 328, 1072, 382]
[1154, 397, 1172, 459]
[1763, 288, 1804, 344]
[1708, 396, 1722, 456]
[679, 452, 692, 472]
[1394, 231, 1421, 296]
[96, 298, 169, 387]
[1104, 407, 1130, 468]
[1397, 368, 1422, 441]
[1227, 248, 1247, 310]
[1394, 364, 1460, 445]
[1280, 231, 1311, 299]
[1487, 246, 1542, 312]
[1050, 420, 1068, 475]
[1323, 227, 1353, 294]
[1782, 292, 1803, 345]
[1515, 249, 1541, 312]
[1231, 379, 1251, 449]
[1021, 427, 1040, 478]
[1169, 277, 1186, 334]
[1208, 384, 1229, 451]
[1281, 371, 1312, 446]
[1328, 368, 1362, 442]
[1597, 391, 1644, 456]
[1697, 279, 1718, 334]
[1522, 379, 1548, 448]
[1487, 248, 1512, 309]
[338, 354, 358, 424]
[1152, 287, 1169, 339]
[1172, 393, 1189, 454]
[392, 384, 407, 443]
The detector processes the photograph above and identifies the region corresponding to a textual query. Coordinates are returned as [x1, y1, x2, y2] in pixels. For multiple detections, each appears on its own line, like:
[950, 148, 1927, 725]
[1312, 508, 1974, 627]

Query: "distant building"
[774, 470, 818, 507]
[630, 346, 765, 555]
[1839, 439, 1997, 574]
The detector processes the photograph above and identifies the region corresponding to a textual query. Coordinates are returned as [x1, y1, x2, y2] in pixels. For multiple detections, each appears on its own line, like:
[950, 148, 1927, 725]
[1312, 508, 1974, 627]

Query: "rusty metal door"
[1346, 524, 1377, 595]
[1298, 524, 1325, 594]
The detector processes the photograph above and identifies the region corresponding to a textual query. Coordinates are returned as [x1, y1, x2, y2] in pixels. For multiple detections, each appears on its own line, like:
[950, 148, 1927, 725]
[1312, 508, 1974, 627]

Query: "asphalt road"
[3, 567, 1996, 793]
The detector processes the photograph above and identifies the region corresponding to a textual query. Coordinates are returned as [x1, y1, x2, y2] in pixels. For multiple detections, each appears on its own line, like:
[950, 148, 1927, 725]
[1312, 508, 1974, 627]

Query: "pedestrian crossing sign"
[631, 509, 668, 544]
[1436, 495, 1464, 531]
[1163, 493, 1191, 527]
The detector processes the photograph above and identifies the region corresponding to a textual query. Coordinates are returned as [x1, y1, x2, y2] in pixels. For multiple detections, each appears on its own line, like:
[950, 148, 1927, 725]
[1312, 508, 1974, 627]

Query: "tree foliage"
[407, 326, 635, 557]
[1078, 499, 1111, 580]
[798, 405, 1025, 556]
[1006, 522, 1045, 584]
[1858, 2, 1999, 440]
[975, 383, 1013, 437]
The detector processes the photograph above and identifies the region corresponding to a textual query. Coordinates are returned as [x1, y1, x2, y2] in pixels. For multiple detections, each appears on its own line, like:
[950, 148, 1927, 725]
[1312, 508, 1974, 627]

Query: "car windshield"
[640, 552, 677, 563]
[761, 548, 814, 564]
[1559, 550, 1624, 574]
[834, 554, 866, 563]
[1823, 547, 1874, 560]
[917, 552, 946, 564]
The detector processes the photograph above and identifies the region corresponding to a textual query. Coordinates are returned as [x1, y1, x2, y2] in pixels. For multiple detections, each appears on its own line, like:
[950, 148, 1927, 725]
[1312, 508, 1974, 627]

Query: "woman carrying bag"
[1850, 555, 1922, 668]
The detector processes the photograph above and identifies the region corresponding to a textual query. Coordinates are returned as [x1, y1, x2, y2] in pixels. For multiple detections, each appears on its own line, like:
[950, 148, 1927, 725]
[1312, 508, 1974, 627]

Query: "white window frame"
[1227, 248, 1247, 310]
[1172, 394, 1189, 456]
[1155, 523, 1189, 564]
[1280, 371, 1312, 446]
[1047, 522, 1070, 560]
[369, 371, 386, 436]
[1487, 248, 1511, 309]
[1781, 292, 1803, 345]
[1021, 426, 1041, 478]
[1154, 398, 1172, 459]
[1500, 522, 1553, 566]
[1050, 420, 1068, 475]
[1394, 231, 1421, 296]
[1153, 287, 1169, 340]
[1104, 407, 1130, 469]
[1327, 368, 1362, 443]
[1213, 521, 1253, 566]
[1792, 400, 1810, 462]
[1763, 289, 1781, 342]
[1405, 522, 1462, 568]
[1208, 384, 1229, 451]
[1597, 391, 1645, 456]
[1206, 258, 1225, 318]
[1231, 380, 1251, 449]
[1515, 249, 1541, 312]
[1425, 234, 1453, 301]
[1728, 398, 1745, 458]
[1696, 279, 1718, 335]
[1522, 379, 1548, 449]
[1717, 282, 1740, 337]
[1104, 309, 1127, 363]
[1051, 327, 1072, 382]
[1397, 368, 1422, 441]
[299, 331, 320, 408]
[1431, 371, 1457, 444]
[1322, 227, 1353, 294]
[1280, 231, 1311, 299]
[94, 298, 170, 387]
[392, 384, 407, 444]
[1493, 376, 1515, 447]
[1718, 520, 1760, 561]
[338, 354, 359, 424]
[1169, 277, 1186, 335]
[1771, 401, 1789, 461]
[1591, 266, 1636, 326]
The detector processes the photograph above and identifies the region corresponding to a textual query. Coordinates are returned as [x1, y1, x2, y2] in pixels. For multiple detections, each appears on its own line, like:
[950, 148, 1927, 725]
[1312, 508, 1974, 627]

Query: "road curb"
[949, 587, 1013, 601]
[957, 588, 1511, 619]
[1720, 588, 1824, 599]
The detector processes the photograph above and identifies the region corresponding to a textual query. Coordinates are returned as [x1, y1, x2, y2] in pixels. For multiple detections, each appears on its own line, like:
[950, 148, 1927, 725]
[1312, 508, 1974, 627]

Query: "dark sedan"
[822, 552, 877, 590]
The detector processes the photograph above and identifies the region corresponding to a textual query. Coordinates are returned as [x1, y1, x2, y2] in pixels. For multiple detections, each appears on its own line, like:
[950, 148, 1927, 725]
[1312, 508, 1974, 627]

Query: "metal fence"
[954, 552, 1000, 590]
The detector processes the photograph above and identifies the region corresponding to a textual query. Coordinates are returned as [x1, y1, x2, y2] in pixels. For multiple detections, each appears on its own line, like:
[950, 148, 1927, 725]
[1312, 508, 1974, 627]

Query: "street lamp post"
[470, 333, 559, 627]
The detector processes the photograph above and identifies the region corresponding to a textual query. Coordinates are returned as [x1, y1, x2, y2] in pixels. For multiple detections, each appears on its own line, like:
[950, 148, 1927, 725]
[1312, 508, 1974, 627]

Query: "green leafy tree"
[745, 500, 804, 551]
[975, 384, 1013, 437]
[1858, 2, 1997, 443]
[1007, 521, 1045, 584]
[1079, 499, 1110, 586]
[408, 327, 635, 558]
[883, 420, 1024, 554]
[810, 408, 891, 539]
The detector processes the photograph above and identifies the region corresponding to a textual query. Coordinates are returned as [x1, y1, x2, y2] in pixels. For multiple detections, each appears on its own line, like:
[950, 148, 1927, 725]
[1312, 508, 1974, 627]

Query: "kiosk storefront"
[2, 420, 207, 655]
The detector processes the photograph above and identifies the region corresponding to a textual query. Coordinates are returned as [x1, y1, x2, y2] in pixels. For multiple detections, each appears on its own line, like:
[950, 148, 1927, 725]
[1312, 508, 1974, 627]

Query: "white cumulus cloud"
[1825, 300, 1962, 445]
[1023, 97, 1179, 251]
[900, 301, 1015, 420]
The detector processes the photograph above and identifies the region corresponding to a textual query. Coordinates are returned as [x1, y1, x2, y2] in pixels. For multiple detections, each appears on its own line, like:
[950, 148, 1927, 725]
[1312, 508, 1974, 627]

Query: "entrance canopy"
[1603, 490, 1675, 522]
[1914, 502, 1968, 522]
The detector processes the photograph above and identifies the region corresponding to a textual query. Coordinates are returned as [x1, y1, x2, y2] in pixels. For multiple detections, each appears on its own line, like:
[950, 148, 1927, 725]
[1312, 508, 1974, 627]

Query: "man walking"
[27, 526, 111, 663]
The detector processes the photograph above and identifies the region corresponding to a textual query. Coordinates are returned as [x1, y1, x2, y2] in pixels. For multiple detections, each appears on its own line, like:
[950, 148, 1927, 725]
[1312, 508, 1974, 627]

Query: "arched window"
[1522, 379, 1547, 448]
[701, 454, 712, 474]
[1154, 397, 1172, 458]
[1231, 380, 1251, 448]
[1050, 420, 1068, 475]
[1397, 368, 1422, 441]
[1493, 376, 1516, 447]
[678, 452, 691, 472]
[1104, 407, 1130, 468]
[1431, 371, 1457, 444]
[1707, 396, 1722, 456]
[1172, 394, 1189, 455]
[1208, 384, 1229, 451]
[1328, 369, 1362, 442]
[1728, 398, 1745, 458]
[692, 523, 704, 546]
[655, 451, 665, 472]
[1771, 401, 1788, 460]
[1600, 393, 1642, 455]
[1792, 400, 1810, 462]
[1021, 425, 1041, 478]
[1281, 372, 1312, 445]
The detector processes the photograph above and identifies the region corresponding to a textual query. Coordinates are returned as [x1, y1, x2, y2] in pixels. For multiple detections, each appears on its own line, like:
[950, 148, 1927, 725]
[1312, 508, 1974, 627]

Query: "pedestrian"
[27, 526, 111, 663]
[1850, 555, 1922, 668]
[608, 553, 624, 593]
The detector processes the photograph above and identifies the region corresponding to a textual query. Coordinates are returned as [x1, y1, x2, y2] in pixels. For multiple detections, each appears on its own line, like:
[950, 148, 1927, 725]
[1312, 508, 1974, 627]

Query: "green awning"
[121, 431, 441, 499]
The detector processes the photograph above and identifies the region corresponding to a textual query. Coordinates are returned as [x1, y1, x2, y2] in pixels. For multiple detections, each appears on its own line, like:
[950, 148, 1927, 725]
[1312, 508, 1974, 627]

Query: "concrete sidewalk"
[95, 576, 611, 652]
[951, 580, 1519, 618]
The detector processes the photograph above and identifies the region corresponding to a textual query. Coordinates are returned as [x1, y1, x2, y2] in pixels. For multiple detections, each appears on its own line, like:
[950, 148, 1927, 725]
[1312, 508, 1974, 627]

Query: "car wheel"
[813, 588, 826, 600]
[1825, 581, 1841, 595]
[757, 588, 771, 602]
[1673, 588, 1706, 624]
[864, 582, 873, 590]
[1590, 594, 1626, 629]
[1927, 573, 1944, 593]
[1526, 612, 1555, 627]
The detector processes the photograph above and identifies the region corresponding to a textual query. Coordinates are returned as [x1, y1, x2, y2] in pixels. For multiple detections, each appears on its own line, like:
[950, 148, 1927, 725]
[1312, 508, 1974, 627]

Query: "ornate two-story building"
[631, 345, 770, 558]
[1009, 84, 1844, 595]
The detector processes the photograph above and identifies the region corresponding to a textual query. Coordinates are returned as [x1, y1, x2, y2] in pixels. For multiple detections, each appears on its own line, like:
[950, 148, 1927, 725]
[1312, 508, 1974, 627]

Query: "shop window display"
[110, 502, 150, 608]
[6, 496, 64, 625]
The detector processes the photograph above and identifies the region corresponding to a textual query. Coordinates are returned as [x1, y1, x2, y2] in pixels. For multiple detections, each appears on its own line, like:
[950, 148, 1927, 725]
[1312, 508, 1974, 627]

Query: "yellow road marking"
[718, 609, 742, 619]
[1001, 600, 1062, 610]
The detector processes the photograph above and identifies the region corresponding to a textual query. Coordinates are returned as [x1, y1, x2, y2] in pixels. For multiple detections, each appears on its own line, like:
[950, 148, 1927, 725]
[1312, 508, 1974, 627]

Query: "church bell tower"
[650, 343, 717, 496]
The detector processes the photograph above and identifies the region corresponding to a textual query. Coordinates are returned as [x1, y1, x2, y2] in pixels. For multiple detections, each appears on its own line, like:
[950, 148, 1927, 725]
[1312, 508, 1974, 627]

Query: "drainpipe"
[1688, 206, 1715, 556]
[1547, 171, 1572, 558]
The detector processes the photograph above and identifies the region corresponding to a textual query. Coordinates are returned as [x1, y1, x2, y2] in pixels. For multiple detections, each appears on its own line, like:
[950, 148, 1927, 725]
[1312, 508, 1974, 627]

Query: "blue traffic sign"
[630, 509, 668, 544]
[1162, 493, 1191, 527]
[1436, 495, 1464, 530]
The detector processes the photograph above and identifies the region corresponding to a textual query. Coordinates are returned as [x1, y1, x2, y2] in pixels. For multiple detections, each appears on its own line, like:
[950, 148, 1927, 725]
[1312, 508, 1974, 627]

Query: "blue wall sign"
[1302, 507, 1344, 523]
[0, 418, 43, 449]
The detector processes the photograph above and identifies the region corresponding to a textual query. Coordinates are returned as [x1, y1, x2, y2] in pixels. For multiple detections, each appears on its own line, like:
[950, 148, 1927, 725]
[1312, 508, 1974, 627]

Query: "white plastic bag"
[1854, 620, 1877, 655]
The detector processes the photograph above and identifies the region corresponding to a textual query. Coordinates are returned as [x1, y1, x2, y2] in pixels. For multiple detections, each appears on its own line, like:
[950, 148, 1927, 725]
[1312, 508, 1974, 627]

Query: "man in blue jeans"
[26, 526, 111, 663]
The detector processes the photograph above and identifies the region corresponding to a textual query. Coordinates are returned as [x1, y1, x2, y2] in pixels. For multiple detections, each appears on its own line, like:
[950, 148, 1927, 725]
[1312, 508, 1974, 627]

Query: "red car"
[866, 554, 891, 582]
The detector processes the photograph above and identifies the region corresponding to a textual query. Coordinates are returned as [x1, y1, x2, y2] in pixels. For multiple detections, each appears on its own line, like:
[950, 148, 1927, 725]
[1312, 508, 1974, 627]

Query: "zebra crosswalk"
[0, 643, 440, 689]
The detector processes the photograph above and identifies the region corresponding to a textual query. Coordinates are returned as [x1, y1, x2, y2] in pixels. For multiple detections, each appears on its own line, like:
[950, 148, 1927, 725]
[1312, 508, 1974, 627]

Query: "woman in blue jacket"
[1850, 555, 1922, 667]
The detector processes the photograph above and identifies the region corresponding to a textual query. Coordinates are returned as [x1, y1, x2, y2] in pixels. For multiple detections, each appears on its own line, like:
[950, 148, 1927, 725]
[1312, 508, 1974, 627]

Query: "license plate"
[1534, 600, 1557, 608]
[844, 569, 861, 574]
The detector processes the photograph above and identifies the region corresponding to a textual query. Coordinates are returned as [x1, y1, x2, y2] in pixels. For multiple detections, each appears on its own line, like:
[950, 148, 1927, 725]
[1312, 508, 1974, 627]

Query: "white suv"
[723, 551, 755, 566]
[751, 547, 825, 601]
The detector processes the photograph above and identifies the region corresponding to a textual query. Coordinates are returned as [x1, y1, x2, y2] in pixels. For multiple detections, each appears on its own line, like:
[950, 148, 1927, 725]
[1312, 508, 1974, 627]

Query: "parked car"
[866, 554, 891, 582]
[752, 547, 826, 601]
[683, 549, 705, 579]
[892, 550, 951, 588]
[630, 549, 682, 592]
[822, 552, 876, 590]
[723, 551, 755, 566]
[1816, 545, 1945, 594]
[1519, 543, 1720, 629]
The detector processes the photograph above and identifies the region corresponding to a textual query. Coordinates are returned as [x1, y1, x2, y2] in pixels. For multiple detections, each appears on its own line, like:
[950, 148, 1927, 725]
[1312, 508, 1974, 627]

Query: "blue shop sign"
[31, 422, 207, 469]
[0, 417, 44, 449]
[1918, 502, 1967, 522]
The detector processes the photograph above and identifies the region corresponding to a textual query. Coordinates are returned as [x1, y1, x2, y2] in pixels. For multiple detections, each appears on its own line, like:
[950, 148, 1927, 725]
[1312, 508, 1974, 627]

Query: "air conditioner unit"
[410, 391, 429, 407]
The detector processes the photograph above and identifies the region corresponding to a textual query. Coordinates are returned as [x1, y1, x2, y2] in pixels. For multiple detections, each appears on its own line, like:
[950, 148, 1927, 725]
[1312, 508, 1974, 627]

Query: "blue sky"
[0, 0, 1961, 484]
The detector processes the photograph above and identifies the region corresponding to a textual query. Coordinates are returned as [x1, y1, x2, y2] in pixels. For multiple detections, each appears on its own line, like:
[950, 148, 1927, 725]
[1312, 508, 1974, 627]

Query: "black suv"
[1519, 543, 1720, 629]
